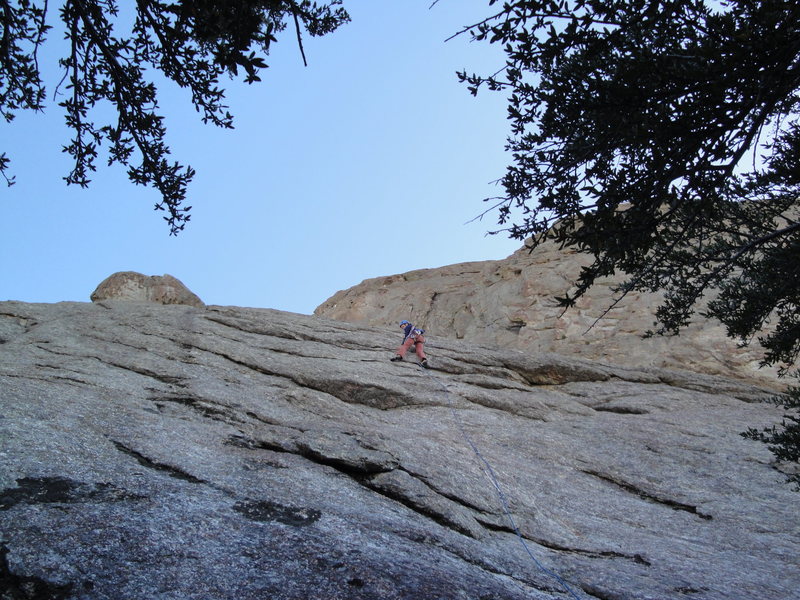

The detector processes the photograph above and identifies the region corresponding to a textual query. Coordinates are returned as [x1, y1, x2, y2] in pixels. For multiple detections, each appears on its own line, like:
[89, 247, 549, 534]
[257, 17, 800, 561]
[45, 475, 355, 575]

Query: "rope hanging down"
[417, 365, 583, 600]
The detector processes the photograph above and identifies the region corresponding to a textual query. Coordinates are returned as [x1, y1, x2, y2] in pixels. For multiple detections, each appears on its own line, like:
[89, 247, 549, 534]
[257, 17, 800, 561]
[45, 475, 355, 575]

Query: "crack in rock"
[582, 469, 713, 520]
[110, 440, 206, 484]
[149, 394, 245, 425]
[365, 469, 485, 539]
[184, 342, 419, 410]
[525, 535, 652, 566]
[35, 345, 189, 388]
[592, 404, 650, 415]
[98, 359, 188, 387]
[221, 430, 485, 539]
[0, 372, 87, 388]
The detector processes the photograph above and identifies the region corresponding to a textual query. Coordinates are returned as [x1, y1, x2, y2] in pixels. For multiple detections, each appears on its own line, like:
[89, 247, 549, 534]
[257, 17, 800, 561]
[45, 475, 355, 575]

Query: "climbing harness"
[416, 363, 583, 600]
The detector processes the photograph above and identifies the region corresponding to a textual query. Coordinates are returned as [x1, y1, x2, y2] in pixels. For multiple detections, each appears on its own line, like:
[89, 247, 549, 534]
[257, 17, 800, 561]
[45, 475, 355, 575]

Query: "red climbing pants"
[396, 334, 426, 360]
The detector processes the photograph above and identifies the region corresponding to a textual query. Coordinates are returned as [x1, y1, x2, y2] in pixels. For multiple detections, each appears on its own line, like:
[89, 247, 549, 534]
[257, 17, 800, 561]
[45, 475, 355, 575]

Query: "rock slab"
[315, 240, 781, 389]
[0, 301, 797, 600]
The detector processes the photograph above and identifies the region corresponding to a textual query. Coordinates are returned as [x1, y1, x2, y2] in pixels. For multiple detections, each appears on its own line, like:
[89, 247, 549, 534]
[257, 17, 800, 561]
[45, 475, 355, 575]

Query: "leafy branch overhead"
[0, 0, 350, 234]
[458, 0, 800, 373]
[743, 376, 800, 490]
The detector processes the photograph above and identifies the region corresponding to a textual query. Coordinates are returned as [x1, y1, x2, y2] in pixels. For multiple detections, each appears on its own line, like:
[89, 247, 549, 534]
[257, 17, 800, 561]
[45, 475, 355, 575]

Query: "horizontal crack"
[223, 433, 481, 538]
[582, 469, 712, 520]
[362, 475, 481, 539]
[526, 535, 652, 566]
[592, 405, 649, 415]
[150, 394, 245, 425]
[99, 359, 188, 386]
[0, 373, 87, 388]
[110, 440, 206, 484]
[580, 582, 625, 600]
[182, 342, 415, 410]
[404, 469, 492, 516]
[34, 344, 190, 387]
[425, 538, 566, 597]
[204, 313, 319, 343]
[205, 312, 385, 352]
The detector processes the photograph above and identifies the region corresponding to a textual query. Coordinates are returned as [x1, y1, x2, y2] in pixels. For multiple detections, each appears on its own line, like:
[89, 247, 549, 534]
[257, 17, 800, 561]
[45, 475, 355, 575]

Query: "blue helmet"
[399, 320, 410, 326]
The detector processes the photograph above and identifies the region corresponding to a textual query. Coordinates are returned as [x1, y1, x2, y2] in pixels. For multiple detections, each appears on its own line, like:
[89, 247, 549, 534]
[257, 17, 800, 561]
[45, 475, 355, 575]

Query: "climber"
[391, 320, 429, 367]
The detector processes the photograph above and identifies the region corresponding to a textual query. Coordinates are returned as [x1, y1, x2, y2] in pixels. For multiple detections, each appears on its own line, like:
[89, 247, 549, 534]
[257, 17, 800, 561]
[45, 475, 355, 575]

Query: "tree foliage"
[743, 374, 800, 490]
[458, 0, 800, 484]
[0, 0, 349, 233]
[458, 0, 800, 372]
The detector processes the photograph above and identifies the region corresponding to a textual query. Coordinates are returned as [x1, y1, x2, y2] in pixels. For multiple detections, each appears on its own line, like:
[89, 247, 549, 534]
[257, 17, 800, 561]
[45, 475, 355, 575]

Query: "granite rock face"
[90, 271, 205, 307]
[0, 300, 797, 600]
[315, 240, 780, 389]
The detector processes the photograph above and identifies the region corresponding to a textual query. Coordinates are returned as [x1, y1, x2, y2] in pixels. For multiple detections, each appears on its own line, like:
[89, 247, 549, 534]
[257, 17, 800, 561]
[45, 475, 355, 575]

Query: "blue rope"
[419, 366, 583, 600]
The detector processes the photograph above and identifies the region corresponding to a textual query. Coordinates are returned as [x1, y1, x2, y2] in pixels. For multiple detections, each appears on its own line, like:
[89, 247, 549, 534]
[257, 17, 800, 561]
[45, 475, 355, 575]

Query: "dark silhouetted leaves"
[460, 0, 800, 485]
[1, 0, 350, 234]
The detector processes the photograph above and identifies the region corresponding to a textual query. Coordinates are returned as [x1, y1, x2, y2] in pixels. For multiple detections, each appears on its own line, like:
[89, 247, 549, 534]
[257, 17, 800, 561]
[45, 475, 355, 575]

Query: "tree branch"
[291, 6, 307, 67]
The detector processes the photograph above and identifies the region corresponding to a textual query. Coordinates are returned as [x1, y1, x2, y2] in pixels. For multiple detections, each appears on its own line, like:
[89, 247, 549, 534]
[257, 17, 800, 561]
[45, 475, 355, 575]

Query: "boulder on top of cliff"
[90, 271, 204, 307]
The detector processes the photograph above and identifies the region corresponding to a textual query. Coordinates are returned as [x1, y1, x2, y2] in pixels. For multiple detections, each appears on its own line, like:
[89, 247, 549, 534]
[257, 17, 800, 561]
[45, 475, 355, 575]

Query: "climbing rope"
[417, 364, 583, 600]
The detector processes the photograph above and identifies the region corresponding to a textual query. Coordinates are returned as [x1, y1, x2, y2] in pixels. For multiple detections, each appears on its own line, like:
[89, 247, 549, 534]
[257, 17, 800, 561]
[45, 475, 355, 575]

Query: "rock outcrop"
[1, 300, 797, 600]
[90, 271, 204, 307]
[315, 240, 781, 389]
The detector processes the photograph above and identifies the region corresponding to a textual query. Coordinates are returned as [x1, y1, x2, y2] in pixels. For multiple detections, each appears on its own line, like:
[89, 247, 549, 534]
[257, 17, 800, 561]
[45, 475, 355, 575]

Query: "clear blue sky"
[1, 0, 522, 315]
